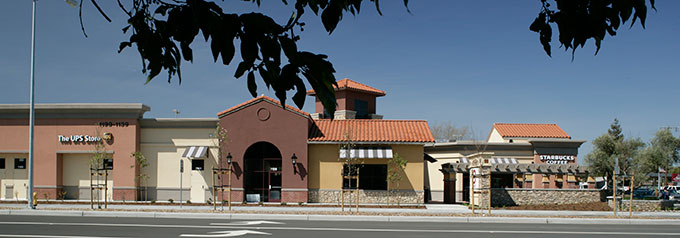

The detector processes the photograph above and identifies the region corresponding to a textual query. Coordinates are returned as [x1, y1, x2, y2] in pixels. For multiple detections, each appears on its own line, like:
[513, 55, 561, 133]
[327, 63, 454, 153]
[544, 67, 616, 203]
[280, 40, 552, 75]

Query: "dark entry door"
[244, 142, 282, 202]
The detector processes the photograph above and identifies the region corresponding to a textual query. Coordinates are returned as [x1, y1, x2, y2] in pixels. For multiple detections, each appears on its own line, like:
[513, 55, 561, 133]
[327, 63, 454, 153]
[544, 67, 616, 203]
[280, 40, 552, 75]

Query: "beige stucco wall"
[0, 153, 28, 200]
[140, 128, 218, 202]
[487, 129, 505, 143]
[61, 153, 113, 200]
[308, 144, 424, 191]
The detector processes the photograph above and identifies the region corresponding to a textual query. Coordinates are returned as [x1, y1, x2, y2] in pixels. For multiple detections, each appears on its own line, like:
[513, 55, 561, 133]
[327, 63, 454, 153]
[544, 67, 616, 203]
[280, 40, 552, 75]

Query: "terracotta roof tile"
[306, 78, 386, 96]
[493, 123, 571, 139]
[309, 119, 434, 143]
[217, 96, 310, 118]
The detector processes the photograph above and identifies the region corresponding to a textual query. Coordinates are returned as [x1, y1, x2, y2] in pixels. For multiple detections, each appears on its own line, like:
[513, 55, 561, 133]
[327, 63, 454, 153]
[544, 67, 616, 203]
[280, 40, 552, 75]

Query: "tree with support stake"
[340, 127, 360, 213]
[211, 124, 231, 211]
[89, 125, 111, 209]
[387, 153, 407, 206]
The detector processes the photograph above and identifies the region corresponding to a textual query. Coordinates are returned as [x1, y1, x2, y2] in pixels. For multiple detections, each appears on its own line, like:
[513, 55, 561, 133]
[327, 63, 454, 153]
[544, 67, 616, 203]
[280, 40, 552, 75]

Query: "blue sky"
[1, 1, 679, 157]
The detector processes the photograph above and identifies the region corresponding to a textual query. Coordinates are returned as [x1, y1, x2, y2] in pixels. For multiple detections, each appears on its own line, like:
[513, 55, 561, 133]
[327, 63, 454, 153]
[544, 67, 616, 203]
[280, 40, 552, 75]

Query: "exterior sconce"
[291, 153, 298, 174]
[226, 152, 232, 165]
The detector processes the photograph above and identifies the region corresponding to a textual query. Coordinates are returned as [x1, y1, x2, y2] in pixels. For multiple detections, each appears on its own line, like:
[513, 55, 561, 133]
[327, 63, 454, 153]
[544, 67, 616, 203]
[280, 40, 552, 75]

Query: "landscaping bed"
[499, 202, 612, 211]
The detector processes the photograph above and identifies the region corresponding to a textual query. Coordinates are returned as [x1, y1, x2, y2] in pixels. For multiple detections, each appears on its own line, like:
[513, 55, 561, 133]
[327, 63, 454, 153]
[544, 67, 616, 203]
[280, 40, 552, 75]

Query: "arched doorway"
[244, 142, 282, 202]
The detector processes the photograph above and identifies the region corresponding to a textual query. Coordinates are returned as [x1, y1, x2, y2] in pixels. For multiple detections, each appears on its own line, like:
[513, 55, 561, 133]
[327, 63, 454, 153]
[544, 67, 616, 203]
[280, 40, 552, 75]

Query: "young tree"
[78, 0, 655, 118]
[339, 126, 361, 211]
[387, 153, 407, 206]
[130, 152, 150, 201]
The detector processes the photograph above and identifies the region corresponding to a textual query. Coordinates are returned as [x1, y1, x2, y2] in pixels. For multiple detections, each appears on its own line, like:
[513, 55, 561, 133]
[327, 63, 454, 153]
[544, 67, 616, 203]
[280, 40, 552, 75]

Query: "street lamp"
[291, 153, 297, 174]
[27, 0, 79, 210]
[226, 152, 232, 211]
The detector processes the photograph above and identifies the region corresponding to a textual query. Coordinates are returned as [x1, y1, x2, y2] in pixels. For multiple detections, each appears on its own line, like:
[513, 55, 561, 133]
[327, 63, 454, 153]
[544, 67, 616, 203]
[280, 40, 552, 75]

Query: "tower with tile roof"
[306, 78, 386, 120]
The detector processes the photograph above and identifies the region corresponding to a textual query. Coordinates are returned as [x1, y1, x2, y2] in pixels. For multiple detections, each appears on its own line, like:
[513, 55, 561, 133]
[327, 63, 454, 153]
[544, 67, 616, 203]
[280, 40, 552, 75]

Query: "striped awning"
[490, 157, 518, 164]
[340, 147, 393, 159]
[182, 146, 208, 158]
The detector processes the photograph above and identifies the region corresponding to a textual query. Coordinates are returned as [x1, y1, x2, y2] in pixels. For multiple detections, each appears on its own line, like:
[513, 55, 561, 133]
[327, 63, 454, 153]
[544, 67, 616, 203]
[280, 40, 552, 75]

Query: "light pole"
[27, 0, 38, 210]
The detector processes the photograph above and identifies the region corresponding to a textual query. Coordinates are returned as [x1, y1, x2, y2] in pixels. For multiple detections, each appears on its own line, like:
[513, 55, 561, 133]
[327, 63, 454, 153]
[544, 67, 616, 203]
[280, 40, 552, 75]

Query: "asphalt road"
[0, 215, 677, 238]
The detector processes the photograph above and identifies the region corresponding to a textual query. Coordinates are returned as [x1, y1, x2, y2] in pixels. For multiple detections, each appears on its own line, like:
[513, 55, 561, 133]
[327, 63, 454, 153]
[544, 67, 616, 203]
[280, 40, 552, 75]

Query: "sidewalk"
[1, 202, 679, 223]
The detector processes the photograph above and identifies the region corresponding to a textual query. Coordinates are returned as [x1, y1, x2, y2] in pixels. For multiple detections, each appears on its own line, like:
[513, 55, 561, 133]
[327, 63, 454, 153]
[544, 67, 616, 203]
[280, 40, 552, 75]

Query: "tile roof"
[306, 78, 386, 96]
[309, 119, 435, 143]
[493, 123, 571, 139]
[217, 96, 310, 118]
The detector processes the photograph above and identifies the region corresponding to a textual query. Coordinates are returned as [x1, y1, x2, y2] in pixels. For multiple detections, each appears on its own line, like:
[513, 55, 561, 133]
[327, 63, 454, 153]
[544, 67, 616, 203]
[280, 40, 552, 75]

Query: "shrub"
[258, 201, 263, 206]
[150, 200, 156, 204]
[280, 202, 287, 206]
[186, 200, 192, 204]
[298, 202, 304, 206]
[168, 198, 174, 203]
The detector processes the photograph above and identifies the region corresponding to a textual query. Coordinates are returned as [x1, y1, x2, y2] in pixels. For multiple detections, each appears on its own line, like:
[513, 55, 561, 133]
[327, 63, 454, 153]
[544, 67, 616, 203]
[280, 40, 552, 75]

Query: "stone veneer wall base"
[309, 189, 424, 204]
[485, 188, 602, 207]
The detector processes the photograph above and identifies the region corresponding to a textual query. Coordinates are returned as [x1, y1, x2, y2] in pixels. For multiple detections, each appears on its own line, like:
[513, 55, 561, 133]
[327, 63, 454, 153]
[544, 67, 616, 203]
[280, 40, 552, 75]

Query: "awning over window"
[339, 147, 393, 159]
[182, 146, 208, 158]
[490, 157, 519, 164]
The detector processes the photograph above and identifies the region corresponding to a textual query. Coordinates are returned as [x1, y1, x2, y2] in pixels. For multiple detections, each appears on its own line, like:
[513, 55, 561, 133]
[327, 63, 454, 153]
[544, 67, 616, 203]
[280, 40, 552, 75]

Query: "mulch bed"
[499, 202, 612, 211]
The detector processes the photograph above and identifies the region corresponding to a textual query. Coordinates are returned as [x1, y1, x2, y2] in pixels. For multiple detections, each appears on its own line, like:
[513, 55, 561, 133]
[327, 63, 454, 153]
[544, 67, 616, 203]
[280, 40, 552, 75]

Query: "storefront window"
[191, 159, 204, 171]
[342, 164, 359, 189]
[103, 159, 114, 170]
[342, 164, 387, 190]
[14, 158, 26, 169]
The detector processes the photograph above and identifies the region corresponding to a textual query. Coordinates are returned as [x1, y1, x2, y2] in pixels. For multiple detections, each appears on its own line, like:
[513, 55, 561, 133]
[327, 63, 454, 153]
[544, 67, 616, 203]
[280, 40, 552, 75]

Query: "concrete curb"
[1, 209, 678, 225]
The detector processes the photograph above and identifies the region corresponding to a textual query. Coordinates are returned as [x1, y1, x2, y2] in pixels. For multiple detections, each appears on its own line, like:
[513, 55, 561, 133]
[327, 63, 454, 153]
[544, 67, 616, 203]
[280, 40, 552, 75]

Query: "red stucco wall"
[0, 118, 140, 199]
[219, 100, 310, 202]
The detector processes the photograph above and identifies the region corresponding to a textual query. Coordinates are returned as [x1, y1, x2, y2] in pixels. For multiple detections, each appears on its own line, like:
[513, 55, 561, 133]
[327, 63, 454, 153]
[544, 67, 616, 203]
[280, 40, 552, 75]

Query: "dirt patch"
[499, 202, 612, 211]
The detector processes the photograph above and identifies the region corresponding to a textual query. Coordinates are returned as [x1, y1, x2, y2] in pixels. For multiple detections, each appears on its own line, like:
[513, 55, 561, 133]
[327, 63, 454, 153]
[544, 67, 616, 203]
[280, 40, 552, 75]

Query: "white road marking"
[210, 221, 283, 226]
[0, 221, 677, 236]
[0, 235, 125, 238]
[180, 230, 271, 237]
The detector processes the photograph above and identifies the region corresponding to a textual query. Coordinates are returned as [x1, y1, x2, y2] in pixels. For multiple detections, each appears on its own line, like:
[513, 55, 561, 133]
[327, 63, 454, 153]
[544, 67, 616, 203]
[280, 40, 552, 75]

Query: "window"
[342, 164, 387, 190]
[342, 164, 359, 189]
[191, 159, 204, 171]
[0, 158, 4, 169]
[360, 164, 387, 190]
[354, 99, 369, 119]
[14, 158, 26, 169]
[103, 159, 114, 170]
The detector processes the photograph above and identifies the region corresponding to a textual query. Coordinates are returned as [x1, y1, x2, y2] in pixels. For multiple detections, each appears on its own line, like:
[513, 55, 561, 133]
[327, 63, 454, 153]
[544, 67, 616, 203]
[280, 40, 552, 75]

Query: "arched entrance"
[244, 142, 282, 202]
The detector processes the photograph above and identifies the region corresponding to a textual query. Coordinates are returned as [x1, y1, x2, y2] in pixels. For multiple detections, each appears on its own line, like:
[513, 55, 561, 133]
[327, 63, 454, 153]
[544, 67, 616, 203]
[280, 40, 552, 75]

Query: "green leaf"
[240, 34, 259, 63]
[279, 36, 298, 61]
[234, 61, 251, 78]
[247, 71, 257, 97]
[180, 42, 193, 62]
[321, 3, 342, 34]
[220, 40, 235, 65]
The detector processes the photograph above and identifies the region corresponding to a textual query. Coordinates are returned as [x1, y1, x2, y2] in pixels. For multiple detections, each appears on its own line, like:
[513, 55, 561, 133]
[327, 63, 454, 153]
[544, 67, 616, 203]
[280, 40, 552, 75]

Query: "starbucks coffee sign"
[539, 155, 575, 164]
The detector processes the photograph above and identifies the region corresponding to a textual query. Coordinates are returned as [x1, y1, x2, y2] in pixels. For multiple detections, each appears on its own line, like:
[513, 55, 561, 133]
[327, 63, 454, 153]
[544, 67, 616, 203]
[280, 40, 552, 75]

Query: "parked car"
[633, 188, 656, 199]
[664, 186, 679, 192]
[668, 191, 680, 201]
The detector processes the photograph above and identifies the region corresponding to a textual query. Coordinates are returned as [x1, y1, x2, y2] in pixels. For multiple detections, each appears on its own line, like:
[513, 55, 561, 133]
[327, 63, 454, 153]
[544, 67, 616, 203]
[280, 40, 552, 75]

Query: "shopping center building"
[424, 123, 587, 204]
[0, 79, 434, 203]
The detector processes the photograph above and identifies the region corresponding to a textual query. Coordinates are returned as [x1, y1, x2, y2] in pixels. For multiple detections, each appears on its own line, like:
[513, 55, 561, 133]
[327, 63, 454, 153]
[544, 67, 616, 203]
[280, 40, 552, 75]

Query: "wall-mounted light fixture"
[291, 153, 298, 174]
[226, 152, 232, 165]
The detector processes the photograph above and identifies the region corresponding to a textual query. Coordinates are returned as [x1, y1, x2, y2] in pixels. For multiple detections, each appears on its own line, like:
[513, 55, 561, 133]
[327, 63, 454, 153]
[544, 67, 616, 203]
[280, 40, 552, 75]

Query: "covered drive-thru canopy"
[440, 162, 589, 175]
